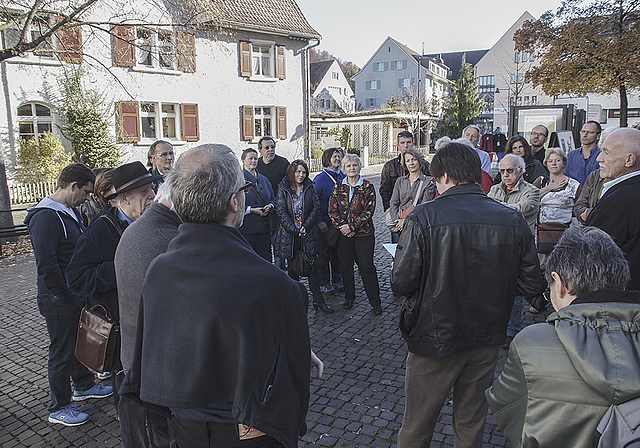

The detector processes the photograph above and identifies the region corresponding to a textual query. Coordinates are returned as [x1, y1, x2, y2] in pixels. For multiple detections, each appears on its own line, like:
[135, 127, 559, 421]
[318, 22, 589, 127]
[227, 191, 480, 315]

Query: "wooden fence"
[9, 181, 57, 205]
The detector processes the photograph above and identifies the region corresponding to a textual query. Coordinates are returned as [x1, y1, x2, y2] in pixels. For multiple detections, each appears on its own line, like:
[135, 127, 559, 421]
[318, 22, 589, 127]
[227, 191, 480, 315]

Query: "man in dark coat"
[121, 144, 312, 448]
[391, 143, 543, 447]
[25, 164, 112, 426]
[586, 127, 640, 290]
[114, 183, 181, 448]
[147, 140, 174, 192]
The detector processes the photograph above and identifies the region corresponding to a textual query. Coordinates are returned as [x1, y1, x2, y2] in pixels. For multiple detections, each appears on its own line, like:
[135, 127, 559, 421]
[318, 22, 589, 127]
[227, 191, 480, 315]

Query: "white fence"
[9, 181, 57, 205]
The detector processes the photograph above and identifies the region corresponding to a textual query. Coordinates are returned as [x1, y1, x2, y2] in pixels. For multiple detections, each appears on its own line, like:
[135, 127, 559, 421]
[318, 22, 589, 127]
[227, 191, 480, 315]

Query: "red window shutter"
[275, 45, 286, 80]
[113, 25, 135, 67]
[118, 101, 140, 142]
[239, 41, 252, 77]
[277, 107, 287, 140]
[181, 104, 199, 142]
[242, 106, 254, 141]
[177, 32, 196, 73]
[56, 16, 82, 63]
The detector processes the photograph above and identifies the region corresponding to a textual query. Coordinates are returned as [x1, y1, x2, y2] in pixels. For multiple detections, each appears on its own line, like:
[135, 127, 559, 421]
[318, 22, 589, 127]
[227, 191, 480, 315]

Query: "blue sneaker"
[73, 383, 113, 401]
[48, 404, 90, 426]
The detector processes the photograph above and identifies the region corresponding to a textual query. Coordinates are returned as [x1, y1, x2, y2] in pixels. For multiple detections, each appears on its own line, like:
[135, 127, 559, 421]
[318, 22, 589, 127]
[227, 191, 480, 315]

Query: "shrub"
[16, 133, 72, 183]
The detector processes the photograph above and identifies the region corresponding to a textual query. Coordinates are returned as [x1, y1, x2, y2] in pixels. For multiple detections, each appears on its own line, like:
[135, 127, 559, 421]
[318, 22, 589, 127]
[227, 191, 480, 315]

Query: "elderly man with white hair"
[488, 154, 541, 342]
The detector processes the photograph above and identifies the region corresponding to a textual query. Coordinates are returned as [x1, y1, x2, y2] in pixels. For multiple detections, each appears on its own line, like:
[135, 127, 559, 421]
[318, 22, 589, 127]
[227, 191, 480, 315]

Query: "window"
[529, 51, 535, 62]
[117, 101, 199, 143]
[332, 72, 339, 80]
[114, 26, 194, 72]
[17, 103, 53, 141]
[392, 60, 407, 70]
[510, 73, 524, 84]
[239, 41, 285, 80]
[373, 62, 388, 72]
[514, 52, 520, 63]
[366, 80, 380, 90]
[524, 96, 530, 105]
[522, 52, 529, 62]
[366, 98, 378, 108]
[399, 78, 411, 89]
[531, 96, 537, 105]
[241, 106, 286, 141]
[478, 75, 495, 87]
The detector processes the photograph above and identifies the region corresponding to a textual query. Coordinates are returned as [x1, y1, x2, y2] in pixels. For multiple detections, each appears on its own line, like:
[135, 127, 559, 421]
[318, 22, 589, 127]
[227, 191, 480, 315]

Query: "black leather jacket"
[391, 183, 543, 358]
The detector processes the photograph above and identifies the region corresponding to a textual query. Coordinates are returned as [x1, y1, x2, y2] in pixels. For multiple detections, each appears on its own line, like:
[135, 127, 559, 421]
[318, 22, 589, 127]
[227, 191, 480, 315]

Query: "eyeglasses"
[238, 180, 253, 193]
[155, 151, 174, 158]
[499, 168, 519, 174]
[530, 131, 547, 138]
[262, 145, 275, 149]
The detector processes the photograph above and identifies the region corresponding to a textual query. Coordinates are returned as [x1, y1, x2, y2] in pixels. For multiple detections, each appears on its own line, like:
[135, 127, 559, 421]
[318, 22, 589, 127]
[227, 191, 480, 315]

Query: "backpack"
[595, 396, 640, 448]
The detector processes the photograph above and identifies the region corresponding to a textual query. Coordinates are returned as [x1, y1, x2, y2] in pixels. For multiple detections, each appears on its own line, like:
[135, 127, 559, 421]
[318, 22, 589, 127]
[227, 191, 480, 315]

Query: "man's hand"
[311, 350, 324, 379]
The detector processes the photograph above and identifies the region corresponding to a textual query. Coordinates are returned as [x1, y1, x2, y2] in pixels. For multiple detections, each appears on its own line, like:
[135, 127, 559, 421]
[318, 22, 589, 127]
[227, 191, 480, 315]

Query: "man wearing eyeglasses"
[565, 121, 602, 184]
[489, 154, 540, 344]
[529, 125, 549, 168]
[147, 140, 175, 193]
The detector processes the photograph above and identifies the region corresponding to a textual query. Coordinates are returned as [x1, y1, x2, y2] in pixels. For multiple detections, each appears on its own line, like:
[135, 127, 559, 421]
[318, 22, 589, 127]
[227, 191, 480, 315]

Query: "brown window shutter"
[113, 25, 135, 67]
[275, 45, 286, 80]
[277, 107, 287, 140]
[56, 16, 82, 63]
[242, 106, 254, 140]
[181, 104, 200, 141]
[118, 101, 140, 142]
[239, 41, 252, 77]
[177, 32, 196, 73]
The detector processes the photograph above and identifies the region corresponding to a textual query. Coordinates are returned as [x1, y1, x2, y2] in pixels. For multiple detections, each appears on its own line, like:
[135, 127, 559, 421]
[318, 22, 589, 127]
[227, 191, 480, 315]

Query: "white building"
[352, 36, 449, 111]
[310, 60, 355, 114]
[0, 0, 320, 183]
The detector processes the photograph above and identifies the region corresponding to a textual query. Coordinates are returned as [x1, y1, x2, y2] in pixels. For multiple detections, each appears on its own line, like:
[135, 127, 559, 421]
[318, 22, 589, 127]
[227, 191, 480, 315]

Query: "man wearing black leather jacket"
[391, 142, 543, 448]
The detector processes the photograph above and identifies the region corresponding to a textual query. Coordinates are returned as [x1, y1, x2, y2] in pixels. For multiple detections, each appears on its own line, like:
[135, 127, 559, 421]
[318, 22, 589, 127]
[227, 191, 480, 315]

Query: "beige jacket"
[488, 177, 540, 235]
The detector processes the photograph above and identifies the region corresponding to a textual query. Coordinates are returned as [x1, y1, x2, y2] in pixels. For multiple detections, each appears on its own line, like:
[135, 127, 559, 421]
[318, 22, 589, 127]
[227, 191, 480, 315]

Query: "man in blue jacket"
[25, 164, 112, 427]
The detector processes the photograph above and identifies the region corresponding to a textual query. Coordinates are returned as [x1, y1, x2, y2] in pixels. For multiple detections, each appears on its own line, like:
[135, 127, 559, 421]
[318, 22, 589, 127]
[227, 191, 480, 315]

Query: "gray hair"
[453, 137, 475, 149]
[154, 182, 171, 205]
[166, 144, 243, 224]
[434, 136, 452, 151]
[501, 153, 526, 171]
[341, 153, 362, 171]
[545, 225, 629, 295]
[599, 126, 619, 146]
[543, 147, 567, 167]
[462, 125, 481, 135]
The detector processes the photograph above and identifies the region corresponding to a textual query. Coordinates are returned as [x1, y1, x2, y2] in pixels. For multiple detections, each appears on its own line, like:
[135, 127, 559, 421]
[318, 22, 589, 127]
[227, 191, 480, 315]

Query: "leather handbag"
[75, 304, 121, 373]
[289, 237, 314, 277]
[537, 222, 569, 254]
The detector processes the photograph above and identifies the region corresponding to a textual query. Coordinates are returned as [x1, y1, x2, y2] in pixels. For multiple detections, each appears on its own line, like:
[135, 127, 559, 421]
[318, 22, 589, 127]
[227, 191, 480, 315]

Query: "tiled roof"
[310, 60, 334, 93]
[423, 50, 489, 80]
[203, 0, 320, 39]
[389, 37, 448, 71]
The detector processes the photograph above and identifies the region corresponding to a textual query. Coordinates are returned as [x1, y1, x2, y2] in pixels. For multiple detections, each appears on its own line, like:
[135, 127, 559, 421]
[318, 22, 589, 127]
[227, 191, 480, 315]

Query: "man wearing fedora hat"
[66, 161, 160, 409]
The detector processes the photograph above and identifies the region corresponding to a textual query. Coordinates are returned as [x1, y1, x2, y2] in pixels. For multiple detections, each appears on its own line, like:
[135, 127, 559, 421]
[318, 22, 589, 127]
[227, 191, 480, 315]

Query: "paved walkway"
[0, 164, 549, 447]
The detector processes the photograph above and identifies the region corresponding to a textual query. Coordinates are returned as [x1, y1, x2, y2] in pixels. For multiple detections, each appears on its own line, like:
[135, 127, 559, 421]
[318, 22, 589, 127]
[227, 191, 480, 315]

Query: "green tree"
[436, 54, 485, 138]
[57, 71, 120, 168]
[515, 0, 640, 127]
[16, 133, 72, 183]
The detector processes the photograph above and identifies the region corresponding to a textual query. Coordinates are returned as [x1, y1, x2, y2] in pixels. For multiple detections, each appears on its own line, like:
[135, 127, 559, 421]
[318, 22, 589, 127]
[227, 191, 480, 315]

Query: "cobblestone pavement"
[0, 164, 550, 447]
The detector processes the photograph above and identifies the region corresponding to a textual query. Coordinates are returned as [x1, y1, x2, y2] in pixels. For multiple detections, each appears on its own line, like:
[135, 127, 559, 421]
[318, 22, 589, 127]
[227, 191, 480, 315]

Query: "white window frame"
[366, 98, 378, 108]
[138, 101, 183, 144]
[132, 27, 179, 74]
[392, 60, 407, 70]
[253, 106, 274, 142]
[373, 62, 388, 72]
[17, 102, 55, 142]
[366, 80, 380, 90]
[250, 40, 277, 81]
[399, 78, 411, 89]
[332, 71, 339, 80]
[3, 15, 62, 66]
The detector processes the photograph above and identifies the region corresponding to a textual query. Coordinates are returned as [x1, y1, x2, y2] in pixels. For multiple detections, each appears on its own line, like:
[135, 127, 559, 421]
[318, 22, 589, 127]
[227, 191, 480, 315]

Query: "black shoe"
[372, 304, 382, 315]
[343, 299, 354, 310]
[313, 301, 335, 314]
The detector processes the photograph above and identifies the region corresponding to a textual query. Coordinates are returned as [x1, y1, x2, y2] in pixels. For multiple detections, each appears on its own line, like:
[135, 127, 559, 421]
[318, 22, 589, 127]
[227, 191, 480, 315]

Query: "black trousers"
[175, 419, 283, 448]
[116, 371, 175, 448]
[335, 233, 380, 306]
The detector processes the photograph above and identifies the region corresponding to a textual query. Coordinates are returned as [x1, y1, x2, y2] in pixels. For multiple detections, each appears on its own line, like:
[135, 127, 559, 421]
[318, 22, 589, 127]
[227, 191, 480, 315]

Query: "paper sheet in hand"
[383, 244, 397, 258]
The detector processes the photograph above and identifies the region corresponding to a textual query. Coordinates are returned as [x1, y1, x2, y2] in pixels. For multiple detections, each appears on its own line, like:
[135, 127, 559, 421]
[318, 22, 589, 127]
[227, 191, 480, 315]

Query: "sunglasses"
[499, 168, 519, 174]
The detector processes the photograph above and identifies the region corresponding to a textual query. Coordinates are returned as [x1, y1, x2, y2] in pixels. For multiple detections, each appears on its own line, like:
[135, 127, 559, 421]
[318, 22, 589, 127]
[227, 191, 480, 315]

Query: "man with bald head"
[586, 127, 640, 290]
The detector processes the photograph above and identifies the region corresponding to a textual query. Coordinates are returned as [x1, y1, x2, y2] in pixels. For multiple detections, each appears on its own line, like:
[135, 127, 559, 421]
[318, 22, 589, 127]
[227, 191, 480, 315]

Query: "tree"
[515, 0, 640, 127]
[57, 71, 120, 168]
[436, 54, 485, 138]
[16, 133, 72, 183]
[388, 81, 440, 139]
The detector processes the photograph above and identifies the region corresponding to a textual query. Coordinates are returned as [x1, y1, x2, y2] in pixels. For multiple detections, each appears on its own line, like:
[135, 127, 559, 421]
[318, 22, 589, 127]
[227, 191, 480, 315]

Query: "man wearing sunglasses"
[489, 154, 540, 344]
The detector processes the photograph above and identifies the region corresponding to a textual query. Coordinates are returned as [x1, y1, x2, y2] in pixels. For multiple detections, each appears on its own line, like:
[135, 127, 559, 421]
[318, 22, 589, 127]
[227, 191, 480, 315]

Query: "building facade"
[310, 60, 355, 114]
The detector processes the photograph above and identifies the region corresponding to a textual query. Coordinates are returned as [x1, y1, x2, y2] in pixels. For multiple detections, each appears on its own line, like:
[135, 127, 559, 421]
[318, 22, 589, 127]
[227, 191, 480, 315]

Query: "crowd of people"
[24, 122, 640, 448]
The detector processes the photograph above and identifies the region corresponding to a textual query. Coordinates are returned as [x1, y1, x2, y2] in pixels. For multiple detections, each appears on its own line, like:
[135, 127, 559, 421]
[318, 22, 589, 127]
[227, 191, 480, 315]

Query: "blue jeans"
[37, 294, 95, 412]
[507, 296, 523, 338]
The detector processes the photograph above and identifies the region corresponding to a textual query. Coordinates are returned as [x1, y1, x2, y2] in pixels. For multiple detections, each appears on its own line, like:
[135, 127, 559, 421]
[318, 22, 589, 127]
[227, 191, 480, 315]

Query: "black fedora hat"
[106, 161, 163, 200]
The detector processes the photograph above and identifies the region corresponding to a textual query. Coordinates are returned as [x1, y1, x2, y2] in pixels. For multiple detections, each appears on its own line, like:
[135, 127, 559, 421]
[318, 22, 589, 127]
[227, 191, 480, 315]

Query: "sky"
[295, 0, 564, 68]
